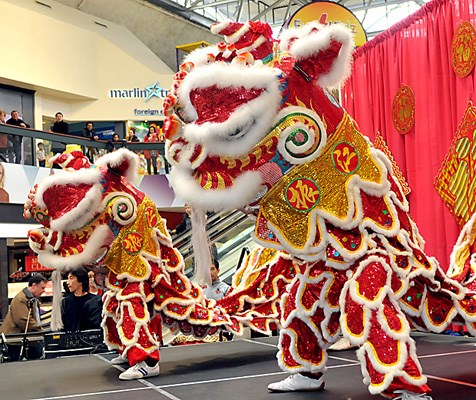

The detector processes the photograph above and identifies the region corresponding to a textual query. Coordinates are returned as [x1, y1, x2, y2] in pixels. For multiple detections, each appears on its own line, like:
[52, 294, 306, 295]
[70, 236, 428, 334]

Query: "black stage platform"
[1, 332, 476, 400]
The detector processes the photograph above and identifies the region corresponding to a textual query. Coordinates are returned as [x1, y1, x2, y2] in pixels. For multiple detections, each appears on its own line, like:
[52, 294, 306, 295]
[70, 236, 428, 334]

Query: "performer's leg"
[268, 267, 342, 392]
[268, 317, 326, 392]
[103, 274, 161, 379]
[103, 291, 121, 347]
[340, 258, 430, 397]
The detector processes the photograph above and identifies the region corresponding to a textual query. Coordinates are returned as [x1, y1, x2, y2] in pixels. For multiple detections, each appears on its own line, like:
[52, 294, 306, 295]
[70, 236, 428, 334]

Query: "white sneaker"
[268, 374, 325, 392]
[110, 354, 128, 365]
[390, 390, 432, 400]
[119, 361, 160, 380]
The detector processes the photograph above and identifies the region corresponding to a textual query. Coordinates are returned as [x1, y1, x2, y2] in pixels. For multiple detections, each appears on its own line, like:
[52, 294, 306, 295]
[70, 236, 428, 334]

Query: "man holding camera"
[0, 274, 48, 360]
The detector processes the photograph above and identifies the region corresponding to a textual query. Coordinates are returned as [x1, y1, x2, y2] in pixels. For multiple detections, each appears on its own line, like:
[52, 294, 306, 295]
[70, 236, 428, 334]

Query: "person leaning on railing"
[49, 112, 69, 158]
[6, 110, 30, 164]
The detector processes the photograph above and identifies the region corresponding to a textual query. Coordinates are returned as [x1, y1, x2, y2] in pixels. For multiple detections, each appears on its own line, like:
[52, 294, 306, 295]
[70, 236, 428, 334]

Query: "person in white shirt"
[36, 142, 46, 167]
[202, 259, 229, 300]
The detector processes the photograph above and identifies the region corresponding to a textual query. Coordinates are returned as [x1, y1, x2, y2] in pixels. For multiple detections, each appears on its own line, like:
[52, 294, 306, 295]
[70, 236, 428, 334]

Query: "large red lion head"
[165, 21, 354, 213]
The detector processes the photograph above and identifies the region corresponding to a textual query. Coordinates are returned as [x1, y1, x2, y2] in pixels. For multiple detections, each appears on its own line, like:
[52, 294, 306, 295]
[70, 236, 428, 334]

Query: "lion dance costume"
[162, 20, 476, 398]
[24, 150, 229, 379]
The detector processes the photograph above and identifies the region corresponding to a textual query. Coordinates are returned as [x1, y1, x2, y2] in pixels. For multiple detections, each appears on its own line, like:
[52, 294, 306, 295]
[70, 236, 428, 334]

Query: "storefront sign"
[25, 255, 54, 272]
[134, 108, 164, 117]
[108, 82, 169, 101]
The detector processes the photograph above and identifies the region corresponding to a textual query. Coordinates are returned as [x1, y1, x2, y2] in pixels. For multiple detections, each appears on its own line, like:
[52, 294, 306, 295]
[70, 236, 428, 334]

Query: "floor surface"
[1, 332, 476, 400]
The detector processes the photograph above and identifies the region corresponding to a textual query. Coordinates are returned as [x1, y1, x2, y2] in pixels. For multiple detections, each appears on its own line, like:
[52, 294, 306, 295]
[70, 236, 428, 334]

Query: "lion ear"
[279, 22, 354, 88]
[96, 148, 140, 182]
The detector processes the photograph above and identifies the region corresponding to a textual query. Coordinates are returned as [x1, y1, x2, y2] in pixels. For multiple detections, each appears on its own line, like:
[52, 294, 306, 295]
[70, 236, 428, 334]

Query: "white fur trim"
[222, 21, 250, 43]
[181, 45, 220, 68]
[276, 325, 328, 373]
[376, 297, 411, 341]
[169, 167, 263, 211]
[95, 148, 140, 184]
[50, 270, 64, 331]
[236, 36, 268, 55]
[34, 168, 103, 232]
[448, 212, 476, 278]
[279, 23, 354, 88]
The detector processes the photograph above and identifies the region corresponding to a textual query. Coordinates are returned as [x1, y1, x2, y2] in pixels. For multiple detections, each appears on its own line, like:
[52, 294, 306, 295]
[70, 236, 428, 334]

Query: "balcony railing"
[0, 124, 170, 172]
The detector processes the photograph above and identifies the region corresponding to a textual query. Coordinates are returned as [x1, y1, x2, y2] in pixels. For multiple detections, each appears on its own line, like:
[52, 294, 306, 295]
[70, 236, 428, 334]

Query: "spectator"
[6, 110, 29, 164]
[36, 142, 46, 167]
[0, 161, 9, 202]
[202, 259, 230, 300]
[82, 122, 99, 163]
[51, 112, 69, 134]
[49, 112, 69, 156]
[127, 127, 140, 143]
[171, 205, 192, 235]
[88, 271, 102, 296]
[6, 110, 29, 128]
[143, 126, 159, 175]
[0, 274, 48, 360]
[106, 133, 125, 153]
[0, 109, 8, 162]
[61, 267, 102, 332]
[126, 127, 140, 155]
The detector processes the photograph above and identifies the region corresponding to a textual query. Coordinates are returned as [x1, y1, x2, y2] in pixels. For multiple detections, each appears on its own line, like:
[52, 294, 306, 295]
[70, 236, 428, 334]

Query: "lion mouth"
[29, 228, 88, 257]
[28, 216, 113, 265]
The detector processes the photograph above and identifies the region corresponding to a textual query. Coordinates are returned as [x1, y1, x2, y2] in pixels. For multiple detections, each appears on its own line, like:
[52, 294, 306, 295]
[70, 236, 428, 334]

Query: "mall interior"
[2, 0, 476, 400]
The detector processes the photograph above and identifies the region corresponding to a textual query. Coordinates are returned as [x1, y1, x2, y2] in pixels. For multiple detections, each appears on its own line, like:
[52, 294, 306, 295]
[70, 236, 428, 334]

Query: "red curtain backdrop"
[341, 0, 476, 270]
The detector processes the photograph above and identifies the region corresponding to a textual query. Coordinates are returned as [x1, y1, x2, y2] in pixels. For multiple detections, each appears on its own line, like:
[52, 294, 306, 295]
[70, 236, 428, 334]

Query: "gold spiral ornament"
[276, 109, 327, 164]
[109, 194, 137, 225]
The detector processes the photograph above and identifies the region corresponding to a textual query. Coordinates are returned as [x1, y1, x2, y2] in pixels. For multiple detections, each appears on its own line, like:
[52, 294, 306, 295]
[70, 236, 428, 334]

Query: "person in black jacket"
[106, 133, 125, 153]
[127, 127, 140, 143]
[171, 205, 192, 236]
[49, 112, 69, 158]
[61, 267, 102, 332]
[51, 112, 68, 134]
[6, 110, 29, 164]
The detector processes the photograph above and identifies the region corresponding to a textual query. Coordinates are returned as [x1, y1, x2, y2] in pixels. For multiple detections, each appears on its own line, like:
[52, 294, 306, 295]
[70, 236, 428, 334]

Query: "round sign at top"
[284, 2, 367, 47]
[451, 21, 476, 78]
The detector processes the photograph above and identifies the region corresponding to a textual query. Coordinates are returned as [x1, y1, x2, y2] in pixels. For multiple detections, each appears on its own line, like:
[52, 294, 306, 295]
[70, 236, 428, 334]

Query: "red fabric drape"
[341, 0, 476, 270]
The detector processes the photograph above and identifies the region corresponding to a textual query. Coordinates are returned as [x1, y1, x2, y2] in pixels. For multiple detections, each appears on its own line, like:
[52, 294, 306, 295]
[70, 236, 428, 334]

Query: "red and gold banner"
[434, 101, 476, 226]
[451, 21, 476, 78]
[392, 85, 415, 134]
